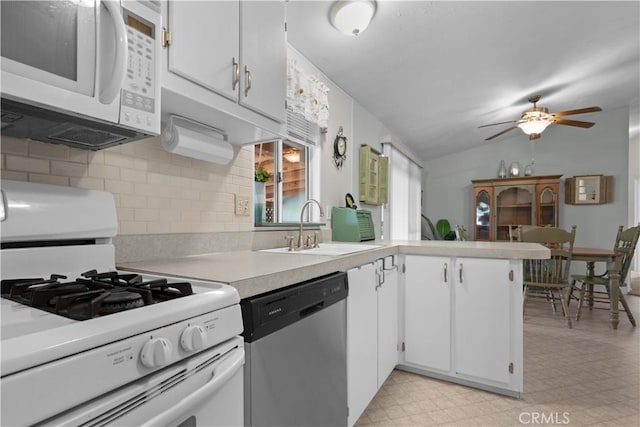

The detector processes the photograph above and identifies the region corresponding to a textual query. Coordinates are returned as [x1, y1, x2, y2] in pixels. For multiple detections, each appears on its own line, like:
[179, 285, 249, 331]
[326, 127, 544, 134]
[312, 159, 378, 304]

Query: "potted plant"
[421, 216, 457, 240]
[254, 167, 270, 224]
[254, 167, 270, 183]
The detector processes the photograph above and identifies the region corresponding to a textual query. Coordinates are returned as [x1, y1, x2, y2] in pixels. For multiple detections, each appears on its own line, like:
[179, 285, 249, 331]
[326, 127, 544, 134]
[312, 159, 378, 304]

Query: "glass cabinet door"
[538, 187, 557, 226]
[495, 186, 534, 241]
[475, 190, 491, 241]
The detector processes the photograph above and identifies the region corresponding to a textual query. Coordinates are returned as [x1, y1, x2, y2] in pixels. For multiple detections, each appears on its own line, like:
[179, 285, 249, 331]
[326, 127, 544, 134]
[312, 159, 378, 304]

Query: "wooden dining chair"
[509, 225, 540, 242]
[570, 225, 640, 324]
[518, 225, 577, 328]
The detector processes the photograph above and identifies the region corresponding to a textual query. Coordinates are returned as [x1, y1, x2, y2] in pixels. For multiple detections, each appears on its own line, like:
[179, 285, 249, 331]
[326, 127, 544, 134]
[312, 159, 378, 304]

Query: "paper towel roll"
[162, 117, 233, 164]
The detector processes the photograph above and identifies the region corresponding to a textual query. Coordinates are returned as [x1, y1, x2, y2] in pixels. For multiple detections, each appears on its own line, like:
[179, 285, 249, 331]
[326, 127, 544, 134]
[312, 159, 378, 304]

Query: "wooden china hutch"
[471, 174, 562, 241]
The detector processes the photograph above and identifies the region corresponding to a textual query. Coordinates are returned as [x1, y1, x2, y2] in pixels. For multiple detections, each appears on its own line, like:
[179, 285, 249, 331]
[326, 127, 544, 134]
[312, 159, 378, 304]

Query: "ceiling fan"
[479, 95, 602, 141]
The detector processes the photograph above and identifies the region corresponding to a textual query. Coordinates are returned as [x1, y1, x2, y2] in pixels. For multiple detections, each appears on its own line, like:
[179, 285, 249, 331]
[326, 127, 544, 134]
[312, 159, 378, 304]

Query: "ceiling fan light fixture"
[518, 109, 551, 135]
[480, 96, 601, 141]
[518, 119, 551, 135]
[330, 0, 376, 36]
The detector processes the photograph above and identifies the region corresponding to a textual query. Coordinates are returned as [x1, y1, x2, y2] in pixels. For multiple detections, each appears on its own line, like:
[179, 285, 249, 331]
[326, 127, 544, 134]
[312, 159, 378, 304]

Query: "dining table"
[571, 246, 635, 329]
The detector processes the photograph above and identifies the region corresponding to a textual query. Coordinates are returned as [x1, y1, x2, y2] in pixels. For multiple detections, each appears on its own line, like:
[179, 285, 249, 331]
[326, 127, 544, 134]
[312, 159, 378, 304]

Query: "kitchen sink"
[260, 242, 382, 256]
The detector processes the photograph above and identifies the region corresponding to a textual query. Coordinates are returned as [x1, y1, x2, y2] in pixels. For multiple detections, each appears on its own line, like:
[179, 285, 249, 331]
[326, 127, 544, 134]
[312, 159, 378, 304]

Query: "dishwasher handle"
[300, 301, 325, 318]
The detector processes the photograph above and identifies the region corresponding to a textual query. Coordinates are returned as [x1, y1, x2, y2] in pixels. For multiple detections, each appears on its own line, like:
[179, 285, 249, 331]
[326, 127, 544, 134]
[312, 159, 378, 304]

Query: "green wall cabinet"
[359, 145, 388, 205]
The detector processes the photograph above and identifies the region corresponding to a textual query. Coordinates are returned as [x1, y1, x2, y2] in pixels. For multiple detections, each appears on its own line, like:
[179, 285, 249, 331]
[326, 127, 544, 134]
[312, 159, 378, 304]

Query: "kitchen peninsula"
[118, 240, 547, 297]
[120, 240, 548, 406]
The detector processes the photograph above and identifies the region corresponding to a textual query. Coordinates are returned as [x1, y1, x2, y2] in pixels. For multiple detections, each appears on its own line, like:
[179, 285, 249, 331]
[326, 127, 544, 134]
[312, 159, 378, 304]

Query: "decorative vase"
[509, 161, 520, 177]
[254, 182, 266, 224]
[524, 163, 533, 176]
[497, 160, 507, 178]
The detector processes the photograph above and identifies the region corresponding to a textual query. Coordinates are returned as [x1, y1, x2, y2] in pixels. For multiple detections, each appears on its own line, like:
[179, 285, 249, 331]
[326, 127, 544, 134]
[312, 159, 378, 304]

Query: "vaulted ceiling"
[286, 1, 640, 161]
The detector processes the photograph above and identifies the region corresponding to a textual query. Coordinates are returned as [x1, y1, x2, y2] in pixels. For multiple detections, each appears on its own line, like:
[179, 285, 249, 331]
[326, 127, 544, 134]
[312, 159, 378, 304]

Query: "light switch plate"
[234, 194, 250, 216]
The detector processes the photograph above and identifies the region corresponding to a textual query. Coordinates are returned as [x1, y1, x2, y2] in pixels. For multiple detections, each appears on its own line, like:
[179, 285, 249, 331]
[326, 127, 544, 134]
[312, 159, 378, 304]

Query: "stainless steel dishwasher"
[241, 271, 349, 427]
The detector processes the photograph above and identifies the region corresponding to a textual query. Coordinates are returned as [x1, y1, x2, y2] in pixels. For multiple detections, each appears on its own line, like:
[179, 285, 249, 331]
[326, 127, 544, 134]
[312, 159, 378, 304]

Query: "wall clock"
[333, 126, 347, 169]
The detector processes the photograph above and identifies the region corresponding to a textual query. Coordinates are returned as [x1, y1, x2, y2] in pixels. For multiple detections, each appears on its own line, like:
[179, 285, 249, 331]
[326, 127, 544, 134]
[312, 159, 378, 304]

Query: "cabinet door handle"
[244, 65, 252, 96]
[232, 57, 239, 91]
[443, 263, 448, 284]
[459, 263, 463, 284]
[509, 269, 514, 281]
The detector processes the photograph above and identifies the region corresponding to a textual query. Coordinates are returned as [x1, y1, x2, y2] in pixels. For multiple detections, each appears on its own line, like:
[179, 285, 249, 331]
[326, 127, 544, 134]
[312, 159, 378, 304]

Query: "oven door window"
[0, 0, 95, 95]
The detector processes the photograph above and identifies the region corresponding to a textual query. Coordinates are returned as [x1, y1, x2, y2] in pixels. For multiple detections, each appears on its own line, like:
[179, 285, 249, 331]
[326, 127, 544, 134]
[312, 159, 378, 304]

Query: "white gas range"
[0, 180, 244, 426]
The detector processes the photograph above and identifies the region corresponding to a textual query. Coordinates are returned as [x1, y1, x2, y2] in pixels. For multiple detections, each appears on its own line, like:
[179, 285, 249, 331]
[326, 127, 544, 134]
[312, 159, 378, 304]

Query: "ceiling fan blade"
[484, 126, 519, 141]
[478, 120, 518, 128]
[551, 106, 602, 117]
[552, 118, 595, 128]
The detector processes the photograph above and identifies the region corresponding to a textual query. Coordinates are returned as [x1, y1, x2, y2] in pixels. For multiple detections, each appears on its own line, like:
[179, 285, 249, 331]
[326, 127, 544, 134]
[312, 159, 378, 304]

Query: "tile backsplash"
[1, 135, 254, 235]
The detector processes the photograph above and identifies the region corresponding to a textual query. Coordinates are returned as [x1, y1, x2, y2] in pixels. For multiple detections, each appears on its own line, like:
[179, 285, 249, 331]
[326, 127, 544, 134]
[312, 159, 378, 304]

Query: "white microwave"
[0, 0, 161, 149]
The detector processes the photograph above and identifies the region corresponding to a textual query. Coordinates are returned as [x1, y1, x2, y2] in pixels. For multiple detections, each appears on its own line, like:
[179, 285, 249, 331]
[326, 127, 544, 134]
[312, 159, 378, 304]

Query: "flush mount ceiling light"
[329, 0, 376, 36]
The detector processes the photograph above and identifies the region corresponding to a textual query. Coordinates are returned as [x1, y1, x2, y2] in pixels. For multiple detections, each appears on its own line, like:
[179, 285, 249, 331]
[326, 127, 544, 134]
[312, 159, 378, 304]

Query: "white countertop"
[118, 240, 549, 299]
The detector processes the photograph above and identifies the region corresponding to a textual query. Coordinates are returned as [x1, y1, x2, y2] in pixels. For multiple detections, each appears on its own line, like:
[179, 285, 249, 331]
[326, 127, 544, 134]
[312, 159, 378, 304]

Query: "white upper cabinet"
[161, 0, 286, 144]
[239, 1, 286, 122]
[168, 1, 239, 101]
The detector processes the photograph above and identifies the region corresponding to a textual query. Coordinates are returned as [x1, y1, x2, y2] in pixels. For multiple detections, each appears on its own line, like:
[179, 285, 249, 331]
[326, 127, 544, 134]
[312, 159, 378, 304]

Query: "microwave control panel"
[120, 7, 159, 134]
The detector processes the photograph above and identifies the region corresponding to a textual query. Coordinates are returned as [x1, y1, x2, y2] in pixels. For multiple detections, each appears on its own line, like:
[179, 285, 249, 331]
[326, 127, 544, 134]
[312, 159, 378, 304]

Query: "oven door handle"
[142, 347, 245, 426]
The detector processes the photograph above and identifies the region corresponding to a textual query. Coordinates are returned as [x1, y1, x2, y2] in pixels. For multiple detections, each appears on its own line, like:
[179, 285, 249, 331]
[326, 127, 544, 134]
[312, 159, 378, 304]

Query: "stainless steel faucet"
[297, 199, 324, 250]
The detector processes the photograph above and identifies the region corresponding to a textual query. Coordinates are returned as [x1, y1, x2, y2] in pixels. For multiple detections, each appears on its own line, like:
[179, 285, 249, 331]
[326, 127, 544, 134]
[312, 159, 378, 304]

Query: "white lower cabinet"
[401, 255, 523, 397]
[347, 263, 378, 427]
[377, 263, 398, 388]
[403, 256, 451, 372]
[454, 258, 515, 384]
[345, 254, 523, 424]
[347, 259, 399, 426]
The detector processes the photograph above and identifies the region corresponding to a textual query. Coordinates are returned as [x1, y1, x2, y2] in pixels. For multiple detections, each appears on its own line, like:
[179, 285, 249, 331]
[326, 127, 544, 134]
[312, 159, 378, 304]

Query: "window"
[254, 140, 309, 226]
[382, 143, 422, 240]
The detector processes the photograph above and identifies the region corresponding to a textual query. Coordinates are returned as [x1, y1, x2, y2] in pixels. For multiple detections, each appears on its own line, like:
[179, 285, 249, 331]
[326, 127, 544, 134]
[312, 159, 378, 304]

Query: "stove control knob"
[140, 338, 173, 368]
[180, 325, 207, 352]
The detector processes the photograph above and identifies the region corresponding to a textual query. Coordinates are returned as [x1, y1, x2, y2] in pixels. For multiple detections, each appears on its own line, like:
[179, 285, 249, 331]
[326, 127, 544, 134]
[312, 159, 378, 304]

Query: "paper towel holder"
[162, 115, 234, 164]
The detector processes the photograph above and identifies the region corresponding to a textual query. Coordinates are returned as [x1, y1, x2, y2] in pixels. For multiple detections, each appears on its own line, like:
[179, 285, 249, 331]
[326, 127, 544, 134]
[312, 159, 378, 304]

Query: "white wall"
[289, 48, 424, 241]
[421, 107, 629, 249]
[352, 103, 387, 235]
[629, 115, 640, 272]
[287, 46, 355, 224]
[352, 102, 422, 240]
[629, 132, 639, 227]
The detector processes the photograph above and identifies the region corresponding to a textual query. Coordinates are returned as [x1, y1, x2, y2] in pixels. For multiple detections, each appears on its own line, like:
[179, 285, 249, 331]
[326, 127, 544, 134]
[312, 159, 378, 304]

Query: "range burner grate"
[1, 271, 194, 321]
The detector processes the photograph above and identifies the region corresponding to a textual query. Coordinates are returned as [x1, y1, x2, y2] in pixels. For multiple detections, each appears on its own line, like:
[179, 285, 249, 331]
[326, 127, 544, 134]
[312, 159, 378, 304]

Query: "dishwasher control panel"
[240, 271, 348, 342]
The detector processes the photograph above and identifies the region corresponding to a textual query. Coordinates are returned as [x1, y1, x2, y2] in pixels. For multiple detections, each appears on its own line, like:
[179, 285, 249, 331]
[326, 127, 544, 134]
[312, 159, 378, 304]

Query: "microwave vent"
[286, 106, 320, 146]
[1, 98, 148, 150]
[48, 126, 126, 148]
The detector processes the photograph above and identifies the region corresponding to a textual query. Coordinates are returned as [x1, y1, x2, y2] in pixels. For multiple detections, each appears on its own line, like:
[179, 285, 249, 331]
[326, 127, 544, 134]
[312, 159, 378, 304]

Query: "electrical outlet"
[234, 194, 250, 216]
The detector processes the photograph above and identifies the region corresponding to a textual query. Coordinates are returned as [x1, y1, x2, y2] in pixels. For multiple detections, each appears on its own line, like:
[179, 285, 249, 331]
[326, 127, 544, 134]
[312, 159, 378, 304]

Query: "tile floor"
[356, 293, 640, 426]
